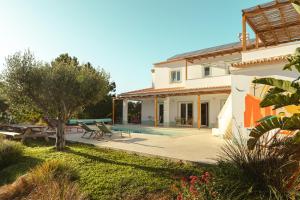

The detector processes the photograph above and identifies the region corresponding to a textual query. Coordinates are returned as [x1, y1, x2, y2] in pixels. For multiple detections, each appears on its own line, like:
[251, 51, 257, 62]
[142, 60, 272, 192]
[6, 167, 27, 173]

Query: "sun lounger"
[96, 123, 131, 138]
[79, 123, 103, 139]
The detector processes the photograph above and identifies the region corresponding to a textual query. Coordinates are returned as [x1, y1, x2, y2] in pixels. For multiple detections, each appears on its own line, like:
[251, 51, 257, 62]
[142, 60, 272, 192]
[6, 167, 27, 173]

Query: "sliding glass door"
[180, 103, 193, 126]
[201, 102, 209, 127]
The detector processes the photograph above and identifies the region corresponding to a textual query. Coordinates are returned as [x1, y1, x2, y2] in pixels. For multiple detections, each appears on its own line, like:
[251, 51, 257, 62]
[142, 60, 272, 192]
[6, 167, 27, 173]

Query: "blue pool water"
[111, 125, 196, 137]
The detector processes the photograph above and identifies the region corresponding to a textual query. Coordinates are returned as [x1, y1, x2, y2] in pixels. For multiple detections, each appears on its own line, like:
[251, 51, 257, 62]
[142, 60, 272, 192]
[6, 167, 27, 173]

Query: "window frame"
[170, 70, 182, 83]
[203, 66, 211, 77]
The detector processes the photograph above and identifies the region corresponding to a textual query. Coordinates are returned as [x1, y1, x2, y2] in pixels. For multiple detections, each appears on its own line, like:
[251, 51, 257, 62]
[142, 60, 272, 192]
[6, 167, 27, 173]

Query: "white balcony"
[185, 75, 231, 89]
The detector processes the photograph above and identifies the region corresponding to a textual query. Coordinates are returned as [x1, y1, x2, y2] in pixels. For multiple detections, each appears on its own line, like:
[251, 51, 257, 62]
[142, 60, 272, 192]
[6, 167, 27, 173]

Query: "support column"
[255, 33, 259, 49]
[242, 14, 247, 51]
[163, 97, 170, 127]
[197, 95, 201, 129]
[185, 60, 188, 80]
[112, 98, 115, 124]
[122, 99, 128, 124]
[154, 96, 158, 127]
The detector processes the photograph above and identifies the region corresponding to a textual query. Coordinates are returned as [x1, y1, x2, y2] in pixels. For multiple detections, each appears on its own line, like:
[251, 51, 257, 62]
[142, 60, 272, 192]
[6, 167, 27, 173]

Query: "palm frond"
[253, 78, 297, 93]
[260, 93, 300, 109]
[248, 114, 300, 149]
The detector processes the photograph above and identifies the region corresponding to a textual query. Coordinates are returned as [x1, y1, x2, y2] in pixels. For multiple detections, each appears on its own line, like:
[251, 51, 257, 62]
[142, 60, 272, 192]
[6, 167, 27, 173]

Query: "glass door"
[180, 103, 193, 126]
[159, 103, 164, 124]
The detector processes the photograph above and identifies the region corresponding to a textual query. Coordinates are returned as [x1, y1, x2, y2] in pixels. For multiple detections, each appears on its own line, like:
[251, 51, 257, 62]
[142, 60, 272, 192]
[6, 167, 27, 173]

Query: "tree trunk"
[56, 119, 65, 151]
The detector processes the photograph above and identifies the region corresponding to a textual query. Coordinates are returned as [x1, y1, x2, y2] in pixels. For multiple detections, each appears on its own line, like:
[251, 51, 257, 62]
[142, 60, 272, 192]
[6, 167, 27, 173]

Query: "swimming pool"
[111, 125, 202, 137]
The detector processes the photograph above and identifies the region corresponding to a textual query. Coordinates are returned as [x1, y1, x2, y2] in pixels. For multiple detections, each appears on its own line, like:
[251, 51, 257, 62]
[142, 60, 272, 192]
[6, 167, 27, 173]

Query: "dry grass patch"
[0, 160, 86, 200]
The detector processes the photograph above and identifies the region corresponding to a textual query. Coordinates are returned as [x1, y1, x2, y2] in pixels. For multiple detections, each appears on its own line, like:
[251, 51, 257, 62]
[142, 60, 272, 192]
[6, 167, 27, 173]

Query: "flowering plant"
[173, 172, 219, 200]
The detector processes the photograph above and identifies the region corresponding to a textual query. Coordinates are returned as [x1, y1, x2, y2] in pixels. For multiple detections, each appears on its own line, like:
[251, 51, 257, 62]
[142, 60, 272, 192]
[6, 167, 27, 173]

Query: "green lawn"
[0, 139, 211, 200]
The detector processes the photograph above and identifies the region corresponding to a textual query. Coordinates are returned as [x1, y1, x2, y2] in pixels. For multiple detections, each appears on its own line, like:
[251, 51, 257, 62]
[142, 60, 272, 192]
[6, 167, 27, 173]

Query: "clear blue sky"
[0, 0, 269, 93]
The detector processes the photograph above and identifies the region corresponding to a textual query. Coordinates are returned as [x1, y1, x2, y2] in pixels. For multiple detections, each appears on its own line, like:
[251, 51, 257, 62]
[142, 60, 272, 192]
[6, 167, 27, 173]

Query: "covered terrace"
[112, 86, 231, 129]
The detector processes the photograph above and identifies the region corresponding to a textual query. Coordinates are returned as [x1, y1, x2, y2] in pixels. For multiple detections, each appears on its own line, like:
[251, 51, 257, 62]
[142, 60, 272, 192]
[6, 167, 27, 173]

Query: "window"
[170, 70, 181, 83]
[204, 66, 211, 77]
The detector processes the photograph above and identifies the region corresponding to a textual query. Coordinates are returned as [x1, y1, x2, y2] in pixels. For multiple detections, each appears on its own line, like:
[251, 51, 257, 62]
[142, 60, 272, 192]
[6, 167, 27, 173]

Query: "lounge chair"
[96, 123, 131, 138]
[79, 123, 103, 139]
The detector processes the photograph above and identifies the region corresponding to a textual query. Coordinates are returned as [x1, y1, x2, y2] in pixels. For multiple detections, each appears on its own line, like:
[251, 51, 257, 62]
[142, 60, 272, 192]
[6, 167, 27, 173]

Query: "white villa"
[114, 0, 300, 138]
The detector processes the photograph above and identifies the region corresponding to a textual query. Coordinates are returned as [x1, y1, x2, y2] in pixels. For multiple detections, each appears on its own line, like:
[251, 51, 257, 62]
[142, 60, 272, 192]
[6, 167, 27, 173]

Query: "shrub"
[215, 134, 300, 200]
[0, 139, 23, 169]
[28, 159, 78, 183]
[0, 160, 87, 200]
[173, 172, 219, 200]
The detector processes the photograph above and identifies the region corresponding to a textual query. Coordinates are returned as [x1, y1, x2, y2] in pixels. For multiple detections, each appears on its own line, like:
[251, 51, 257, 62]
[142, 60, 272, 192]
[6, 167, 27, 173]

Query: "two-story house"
[115, 0, 300, 138]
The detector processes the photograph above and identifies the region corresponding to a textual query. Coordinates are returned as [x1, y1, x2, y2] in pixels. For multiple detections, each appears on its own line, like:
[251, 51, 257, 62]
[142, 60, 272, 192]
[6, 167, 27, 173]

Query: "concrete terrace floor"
[65, 127, 225, 164]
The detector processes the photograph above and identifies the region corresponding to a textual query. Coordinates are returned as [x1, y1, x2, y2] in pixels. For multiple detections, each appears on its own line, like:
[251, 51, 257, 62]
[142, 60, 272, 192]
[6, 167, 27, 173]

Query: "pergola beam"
[185, 60, 188, 80]
[242, 14, 247, 51]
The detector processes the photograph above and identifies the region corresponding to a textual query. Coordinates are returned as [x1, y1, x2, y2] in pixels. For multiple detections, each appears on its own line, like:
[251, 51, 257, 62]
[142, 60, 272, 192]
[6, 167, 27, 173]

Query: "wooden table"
[2, 125, 49, 143]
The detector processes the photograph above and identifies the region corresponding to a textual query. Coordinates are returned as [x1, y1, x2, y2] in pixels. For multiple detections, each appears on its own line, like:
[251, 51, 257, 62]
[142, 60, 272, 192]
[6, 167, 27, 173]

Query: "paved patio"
[65, 127, 225, 164]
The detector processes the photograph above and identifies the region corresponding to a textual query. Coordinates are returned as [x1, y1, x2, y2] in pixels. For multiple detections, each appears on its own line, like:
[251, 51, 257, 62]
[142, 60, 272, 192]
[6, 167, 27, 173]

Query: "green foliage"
[248, 48, 300, 149]
[291, 1, 300, 14]
[3, 50, 110, 119]
[77, 82, 116, 119]
[0, 139, 23, 169]
[128, 101, 141, 123]
[248, 115, 300, 149]
[216, 135, 300, 200]
[3, 50, 111, 150]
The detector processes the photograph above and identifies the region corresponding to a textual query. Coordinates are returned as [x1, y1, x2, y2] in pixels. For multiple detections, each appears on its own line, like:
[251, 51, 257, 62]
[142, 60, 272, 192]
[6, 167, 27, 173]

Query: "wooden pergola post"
[112, 98, 115, 125]
[242, 14, 247, 51]
[185, 60, 188, 80]
[197, 95, 201, 129]
[154, 96, 158, 127]
[255, 33, 259, 48]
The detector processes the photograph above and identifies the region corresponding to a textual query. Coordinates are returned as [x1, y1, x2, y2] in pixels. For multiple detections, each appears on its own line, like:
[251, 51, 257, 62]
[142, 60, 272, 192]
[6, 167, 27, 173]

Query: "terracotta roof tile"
[231, 55, 289, 68]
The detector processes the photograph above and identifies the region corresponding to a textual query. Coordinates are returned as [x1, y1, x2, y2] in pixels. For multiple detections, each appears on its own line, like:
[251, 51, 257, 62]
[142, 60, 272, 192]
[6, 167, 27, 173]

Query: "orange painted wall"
[244, 94, 276, 128]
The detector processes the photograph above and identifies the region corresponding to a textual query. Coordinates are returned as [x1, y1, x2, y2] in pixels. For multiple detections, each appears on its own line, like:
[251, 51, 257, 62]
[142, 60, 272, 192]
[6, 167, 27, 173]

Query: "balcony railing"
[185, 75, 231, 89]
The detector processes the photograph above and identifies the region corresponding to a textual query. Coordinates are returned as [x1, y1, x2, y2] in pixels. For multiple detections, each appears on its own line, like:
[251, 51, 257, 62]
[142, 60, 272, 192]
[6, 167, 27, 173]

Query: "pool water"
[111, 125, 199, 137]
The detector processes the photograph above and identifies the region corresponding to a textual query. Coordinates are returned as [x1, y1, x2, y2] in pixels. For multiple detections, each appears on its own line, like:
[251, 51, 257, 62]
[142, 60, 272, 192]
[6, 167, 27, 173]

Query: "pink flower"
[177, 193, 183, 200]
[189, 175, 198, 180]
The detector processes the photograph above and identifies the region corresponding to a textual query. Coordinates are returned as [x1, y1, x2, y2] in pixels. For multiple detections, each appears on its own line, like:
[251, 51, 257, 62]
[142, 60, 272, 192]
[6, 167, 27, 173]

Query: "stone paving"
[65, 127, 225, 164]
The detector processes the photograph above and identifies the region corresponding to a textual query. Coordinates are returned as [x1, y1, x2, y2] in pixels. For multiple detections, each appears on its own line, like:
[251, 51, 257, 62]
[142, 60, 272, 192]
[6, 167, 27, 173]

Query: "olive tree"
[3, 50, 110, 150]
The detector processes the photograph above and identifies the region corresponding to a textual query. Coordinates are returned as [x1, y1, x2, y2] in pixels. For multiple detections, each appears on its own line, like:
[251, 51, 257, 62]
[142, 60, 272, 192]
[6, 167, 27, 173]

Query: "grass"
[0, 139, 209, 200]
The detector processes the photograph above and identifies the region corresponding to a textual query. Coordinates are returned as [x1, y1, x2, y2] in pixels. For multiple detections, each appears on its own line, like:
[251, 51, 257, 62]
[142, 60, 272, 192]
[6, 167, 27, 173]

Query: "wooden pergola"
[242, 0, 300, 50]
[112, 86, 231, 128]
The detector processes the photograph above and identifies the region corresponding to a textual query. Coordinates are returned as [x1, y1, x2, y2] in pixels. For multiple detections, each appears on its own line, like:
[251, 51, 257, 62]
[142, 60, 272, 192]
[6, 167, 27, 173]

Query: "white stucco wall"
[242, 41, 300, 62]
[231, 63, 298, 138]
[153, 60, 186, 89]
[153, 53, 240, 89]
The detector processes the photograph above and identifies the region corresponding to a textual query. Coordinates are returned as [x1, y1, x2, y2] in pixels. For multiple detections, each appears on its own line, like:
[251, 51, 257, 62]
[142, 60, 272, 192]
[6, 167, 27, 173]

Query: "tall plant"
[3, 51, 110, 150]
[291, 0, 300, 13]
[247, 48, 300, 149]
